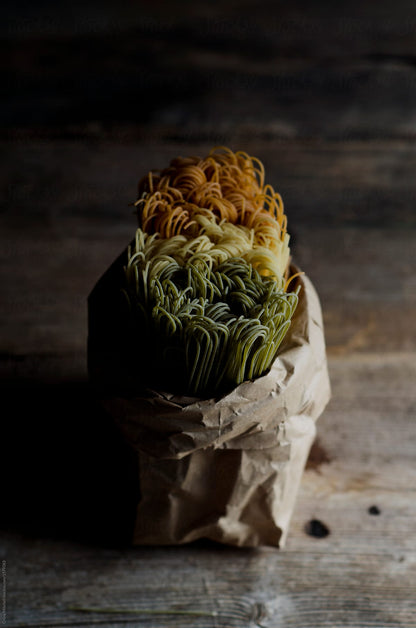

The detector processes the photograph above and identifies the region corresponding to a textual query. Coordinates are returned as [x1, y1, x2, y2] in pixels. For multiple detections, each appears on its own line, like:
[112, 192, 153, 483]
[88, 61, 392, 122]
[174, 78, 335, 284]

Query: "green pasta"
[123, 232, 299, 397]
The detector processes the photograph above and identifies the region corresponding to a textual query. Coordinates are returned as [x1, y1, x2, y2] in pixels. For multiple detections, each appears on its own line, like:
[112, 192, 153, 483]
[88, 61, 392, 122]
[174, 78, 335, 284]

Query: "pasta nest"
[124, 147, 300, 396]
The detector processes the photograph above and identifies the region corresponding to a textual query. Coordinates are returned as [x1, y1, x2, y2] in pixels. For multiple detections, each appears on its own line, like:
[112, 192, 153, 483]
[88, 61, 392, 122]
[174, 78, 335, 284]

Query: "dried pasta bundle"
[121, 147, 299, 396]
[123, 235, 299, 396]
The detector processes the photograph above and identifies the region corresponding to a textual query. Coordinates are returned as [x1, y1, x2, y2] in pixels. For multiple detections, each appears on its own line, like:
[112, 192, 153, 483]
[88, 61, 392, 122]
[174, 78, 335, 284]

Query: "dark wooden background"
[1, 1, 416, 626]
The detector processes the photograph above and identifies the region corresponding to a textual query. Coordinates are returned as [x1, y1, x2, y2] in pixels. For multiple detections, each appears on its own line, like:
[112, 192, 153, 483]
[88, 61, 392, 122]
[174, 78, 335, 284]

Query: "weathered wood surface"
[2, 140, 415, 364]
[2, 139, 415, 627]
[2, 0, 416, 626]
[3, 0, 416, 142]
[1, 353, 416, 627]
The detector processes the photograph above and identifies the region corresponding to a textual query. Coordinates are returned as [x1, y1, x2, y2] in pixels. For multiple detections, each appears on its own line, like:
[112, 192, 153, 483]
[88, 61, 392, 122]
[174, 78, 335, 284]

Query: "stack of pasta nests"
[123, 147, 300, 397]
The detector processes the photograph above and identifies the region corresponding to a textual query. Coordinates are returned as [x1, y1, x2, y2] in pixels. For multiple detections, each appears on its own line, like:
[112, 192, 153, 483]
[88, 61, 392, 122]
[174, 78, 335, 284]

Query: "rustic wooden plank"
[2, 3, 415, 625]
[2, 532, 415, 627]
[3, 0, 416, 139]
[3, 0, 416, 54]
[1, 229, 414, 366]
[2, 352, 416, 626]
[4, 55, 416, 141]
[1, 140, 415, 369]
[2, 139, 416, 231]
[1, 224, 415, 375]
[2, 232, 415, 625]
[1, 130, 415, 627]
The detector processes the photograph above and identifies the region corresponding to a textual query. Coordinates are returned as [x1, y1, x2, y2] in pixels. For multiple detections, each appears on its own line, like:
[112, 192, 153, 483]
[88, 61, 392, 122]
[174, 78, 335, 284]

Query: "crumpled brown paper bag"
[88, 253, 331, 548]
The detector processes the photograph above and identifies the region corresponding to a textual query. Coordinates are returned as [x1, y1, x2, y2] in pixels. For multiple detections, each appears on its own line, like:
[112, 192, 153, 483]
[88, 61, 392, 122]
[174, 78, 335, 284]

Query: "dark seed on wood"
[304, 519, 330, 538]
[368, 505, 381, 515]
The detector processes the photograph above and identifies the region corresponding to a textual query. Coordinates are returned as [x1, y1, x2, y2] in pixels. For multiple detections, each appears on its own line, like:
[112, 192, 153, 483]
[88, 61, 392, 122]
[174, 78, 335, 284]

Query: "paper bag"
[88, 253, 331, 547]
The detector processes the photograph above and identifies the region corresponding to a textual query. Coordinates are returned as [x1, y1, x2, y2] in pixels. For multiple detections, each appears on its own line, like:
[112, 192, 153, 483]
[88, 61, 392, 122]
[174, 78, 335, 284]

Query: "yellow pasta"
[134, 147, 290, 283]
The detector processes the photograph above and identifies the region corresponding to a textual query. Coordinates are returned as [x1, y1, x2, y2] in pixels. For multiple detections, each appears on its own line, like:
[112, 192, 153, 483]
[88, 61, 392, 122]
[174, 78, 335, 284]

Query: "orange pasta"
[134, 147, 290, 281]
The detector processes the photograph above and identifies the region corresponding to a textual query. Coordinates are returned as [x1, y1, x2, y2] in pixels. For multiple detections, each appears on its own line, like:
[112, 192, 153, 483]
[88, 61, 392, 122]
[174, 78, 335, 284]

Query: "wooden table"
[1, 1, 416, 626]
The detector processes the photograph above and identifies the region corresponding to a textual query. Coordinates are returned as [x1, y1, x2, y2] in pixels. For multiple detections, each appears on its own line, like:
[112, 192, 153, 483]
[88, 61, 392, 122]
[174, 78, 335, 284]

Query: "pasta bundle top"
[120, 147, 300, 398]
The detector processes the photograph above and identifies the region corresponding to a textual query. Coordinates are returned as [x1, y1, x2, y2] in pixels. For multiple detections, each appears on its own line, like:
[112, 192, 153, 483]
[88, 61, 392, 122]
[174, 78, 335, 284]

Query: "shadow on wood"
[0, 379, 139, 548]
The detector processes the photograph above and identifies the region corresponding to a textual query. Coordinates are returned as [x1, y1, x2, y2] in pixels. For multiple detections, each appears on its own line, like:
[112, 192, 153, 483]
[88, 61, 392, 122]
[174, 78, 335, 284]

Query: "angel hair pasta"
[124, 147, 300, 396]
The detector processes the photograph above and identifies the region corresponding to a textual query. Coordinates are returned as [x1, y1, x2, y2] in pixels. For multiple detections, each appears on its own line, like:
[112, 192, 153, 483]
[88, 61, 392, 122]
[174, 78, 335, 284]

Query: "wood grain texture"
[1, 1, 416, 626]
[1, 139, 415, 627]
[3, 0, 416, 140]
[2, 352, 416, 627]
[1, 140, 415, 364]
